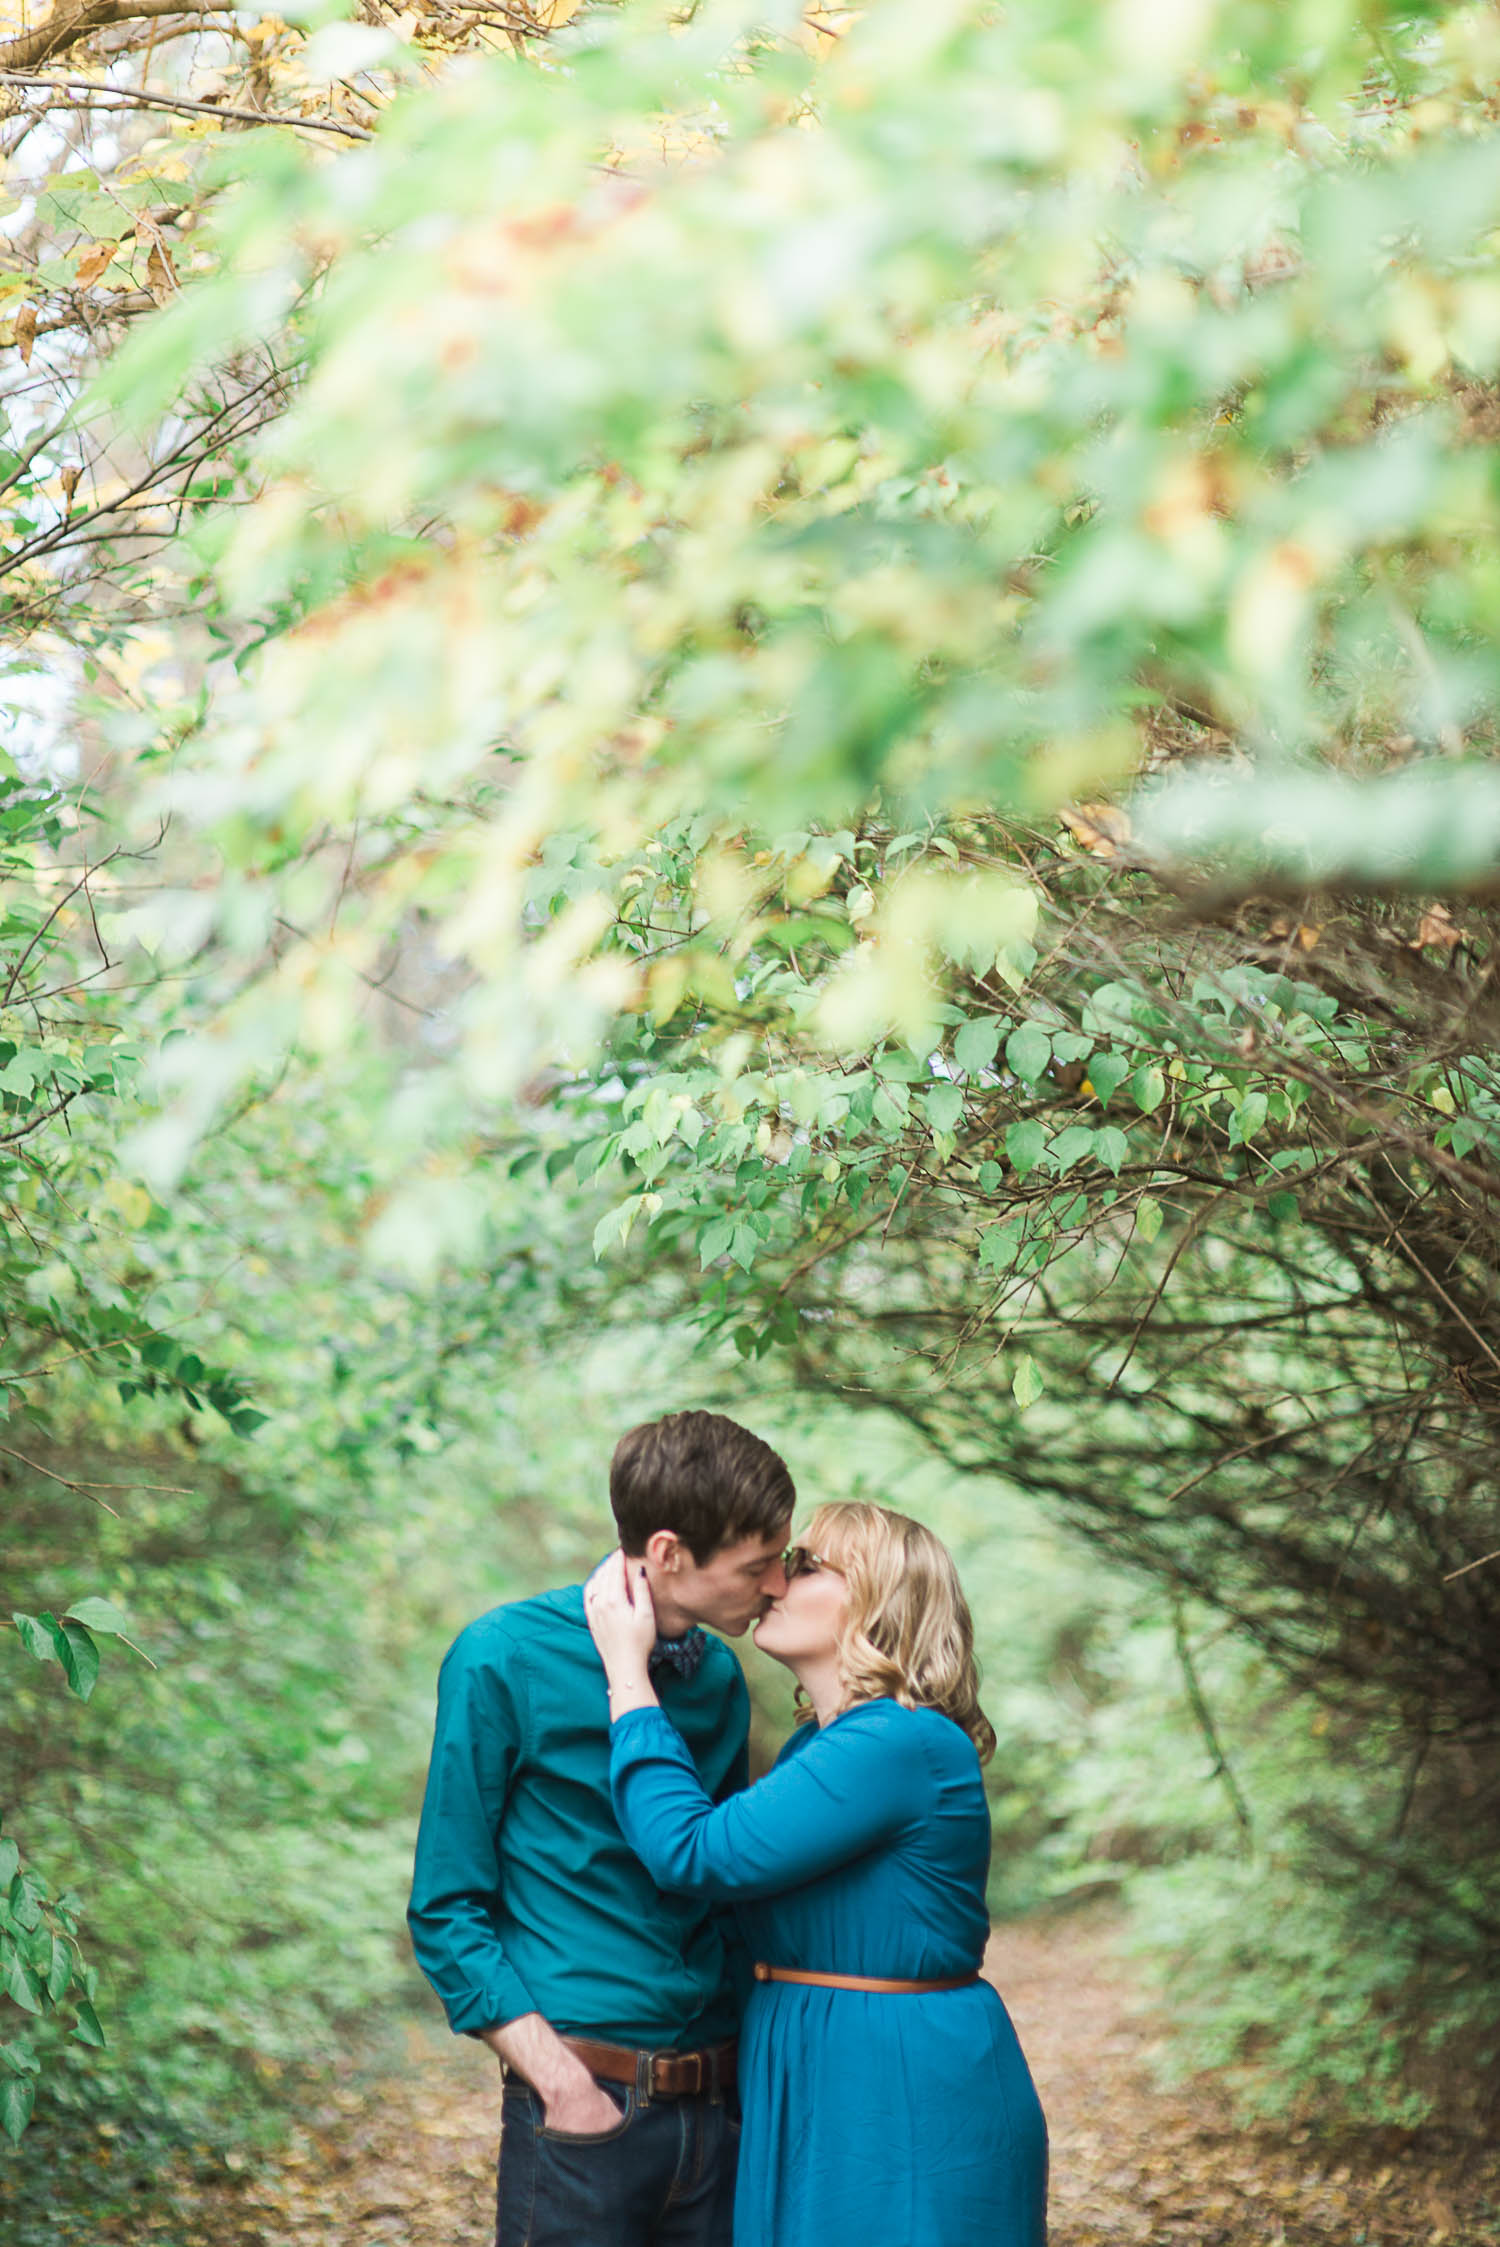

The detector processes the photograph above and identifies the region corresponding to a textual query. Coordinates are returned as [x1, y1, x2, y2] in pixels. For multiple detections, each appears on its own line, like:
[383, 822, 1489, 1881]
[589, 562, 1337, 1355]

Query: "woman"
[584, 1500, 1047, 2247]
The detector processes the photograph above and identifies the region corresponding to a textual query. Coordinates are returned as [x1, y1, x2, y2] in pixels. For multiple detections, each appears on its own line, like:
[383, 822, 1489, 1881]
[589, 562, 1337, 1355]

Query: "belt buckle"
[639, 2047, 703, 2099]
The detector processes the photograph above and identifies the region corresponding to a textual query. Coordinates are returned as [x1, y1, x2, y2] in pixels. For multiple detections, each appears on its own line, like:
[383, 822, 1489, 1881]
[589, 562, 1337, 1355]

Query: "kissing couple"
[409, 1409, 1047, 2246]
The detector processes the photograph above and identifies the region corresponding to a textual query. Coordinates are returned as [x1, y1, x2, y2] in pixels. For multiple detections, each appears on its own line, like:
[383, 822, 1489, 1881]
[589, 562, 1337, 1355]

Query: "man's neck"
[642, 1564, 696, 1642]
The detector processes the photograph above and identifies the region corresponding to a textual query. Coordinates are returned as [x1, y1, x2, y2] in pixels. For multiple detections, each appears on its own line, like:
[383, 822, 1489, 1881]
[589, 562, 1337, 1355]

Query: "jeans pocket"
[537, 2081, 635, 2145]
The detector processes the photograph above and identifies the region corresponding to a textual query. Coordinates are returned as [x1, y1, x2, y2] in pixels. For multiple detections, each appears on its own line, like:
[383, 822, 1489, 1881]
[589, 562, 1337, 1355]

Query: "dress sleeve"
[609, 1703, 929, 1901]
[407, 1627, 538, 2035]
[713, 1665, 751, 1804]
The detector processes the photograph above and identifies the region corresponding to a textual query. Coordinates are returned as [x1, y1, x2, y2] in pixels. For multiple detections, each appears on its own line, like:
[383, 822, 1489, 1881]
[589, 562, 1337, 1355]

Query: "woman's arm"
[583, 1549, 660, 1720]
[609, 1703, 930, 1901]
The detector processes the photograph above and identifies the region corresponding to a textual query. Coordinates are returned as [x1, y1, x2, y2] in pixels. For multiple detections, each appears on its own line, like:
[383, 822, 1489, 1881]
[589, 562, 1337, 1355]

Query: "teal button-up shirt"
[407, 1584, 750, 2046]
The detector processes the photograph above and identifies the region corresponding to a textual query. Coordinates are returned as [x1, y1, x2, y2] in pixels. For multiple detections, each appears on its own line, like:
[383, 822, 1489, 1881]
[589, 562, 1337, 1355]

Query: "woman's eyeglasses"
[782, 1545, 834, 1581]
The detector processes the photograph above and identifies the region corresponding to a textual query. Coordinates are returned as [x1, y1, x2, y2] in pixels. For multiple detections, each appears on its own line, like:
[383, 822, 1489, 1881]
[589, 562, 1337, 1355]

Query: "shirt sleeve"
[407, 1627, 538, 2036]
[609, 1703, 928, 1901]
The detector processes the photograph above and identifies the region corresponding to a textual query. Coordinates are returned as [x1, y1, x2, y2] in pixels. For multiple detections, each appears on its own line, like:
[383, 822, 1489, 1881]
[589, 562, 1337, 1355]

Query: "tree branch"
[1, 70, 374, 138]
[0, 0, 213, 72]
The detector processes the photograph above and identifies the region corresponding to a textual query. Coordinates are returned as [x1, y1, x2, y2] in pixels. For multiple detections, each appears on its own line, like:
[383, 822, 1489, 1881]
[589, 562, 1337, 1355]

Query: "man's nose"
[762, 1558, 789, 1600]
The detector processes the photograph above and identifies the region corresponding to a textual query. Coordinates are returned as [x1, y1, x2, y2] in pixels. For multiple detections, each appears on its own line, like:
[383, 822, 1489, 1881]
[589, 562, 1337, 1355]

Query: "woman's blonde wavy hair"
[793, 1501, 997, 1764]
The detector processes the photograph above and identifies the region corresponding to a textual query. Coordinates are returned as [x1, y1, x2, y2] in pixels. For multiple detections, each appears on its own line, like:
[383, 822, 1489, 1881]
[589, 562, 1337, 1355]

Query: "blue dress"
[610, 1698, 1048, 2247]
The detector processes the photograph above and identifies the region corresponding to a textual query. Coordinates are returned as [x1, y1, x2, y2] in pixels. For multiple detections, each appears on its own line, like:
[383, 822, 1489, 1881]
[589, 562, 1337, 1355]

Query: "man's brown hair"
[610, 1410, 795, 1562]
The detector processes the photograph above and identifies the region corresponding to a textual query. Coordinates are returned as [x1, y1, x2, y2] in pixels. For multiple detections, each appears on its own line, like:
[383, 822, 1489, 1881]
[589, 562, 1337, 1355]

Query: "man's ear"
[644, 1528, 685, 1572]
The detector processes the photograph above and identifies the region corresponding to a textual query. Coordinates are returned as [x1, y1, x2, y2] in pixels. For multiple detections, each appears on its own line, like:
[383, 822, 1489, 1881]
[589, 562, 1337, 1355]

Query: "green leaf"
[1006, 1025, 1051, 1082]
[1094, 1125, 1129, 1176]
[54, 1622, 100, 1702]
[12, 1613, 59, 1665]
[62, 1596, 127, 1636]
[922, 1082, 965, 1136]
[71, 1997, 106, 2049]
[44, 1936, 71, 2005]
[953, 1017, 1002, 1074]
[697, 1216, 735, 1268]
[592, 1199, 639, 1259]
[0, 1050, 45, 1095]
[1228, 1089, 1268, 1144]
[2, 1953, 42, 2016]
[1086, 1051, 1130, 1106]
[0, 1844, 15, 1890]
[1267, 1190, 1300, 1222]
[1135, 1194, 1164, 1244]
[976, 1160, 1003, 1193]
[1130, 1065, 1166, 1115]
[8, 1871, 44, 1931]
[1005, 1120, 1047, 1178]
[977, 1221, 1022, 1272]
[1049, 1125, 1095, 1174]
[0, 2076, 34, 2142]
[1011, 1354, 1045, 1410]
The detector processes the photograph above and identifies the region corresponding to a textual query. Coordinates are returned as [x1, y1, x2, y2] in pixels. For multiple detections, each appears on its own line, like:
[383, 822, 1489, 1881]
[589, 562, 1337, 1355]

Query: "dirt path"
[134, 1916, 1500, 2246]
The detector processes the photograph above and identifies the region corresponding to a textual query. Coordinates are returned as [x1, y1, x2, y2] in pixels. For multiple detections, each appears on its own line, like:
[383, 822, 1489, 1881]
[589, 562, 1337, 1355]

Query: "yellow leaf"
[647, 953, 692, 1025]
[14, 301, 37, 365]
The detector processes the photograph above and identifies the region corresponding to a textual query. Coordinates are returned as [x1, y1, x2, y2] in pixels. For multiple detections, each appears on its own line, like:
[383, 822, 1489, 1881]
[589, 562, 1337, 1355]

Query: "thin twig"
[0, 72, 373, 138]
[1176, 1596, 1253, 1850]
[3, 847, 123, 1003]
[1443, 1547, 1500, 1583]
[0, 1444, 191, 1505]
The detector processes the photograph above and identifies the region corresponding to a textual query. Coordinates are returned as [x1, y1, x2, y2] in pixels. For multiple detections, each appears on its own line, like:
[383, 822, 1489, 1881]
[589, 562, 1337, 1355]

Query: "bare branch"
[1, 69, 374, 138]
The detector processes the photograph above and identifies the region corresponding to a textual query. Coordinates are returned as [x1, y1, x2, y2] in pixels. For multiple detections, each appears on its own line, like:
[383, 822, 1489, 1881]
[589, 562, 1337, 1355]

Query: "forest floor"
[12, 1912, 1500, 2246]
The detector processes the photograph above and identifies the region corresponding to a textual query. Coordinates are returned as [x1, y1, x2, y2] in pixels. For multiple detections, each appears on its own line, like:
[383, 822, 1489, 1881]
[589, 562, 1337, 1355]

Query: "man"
[408, 1408, 795, 2247]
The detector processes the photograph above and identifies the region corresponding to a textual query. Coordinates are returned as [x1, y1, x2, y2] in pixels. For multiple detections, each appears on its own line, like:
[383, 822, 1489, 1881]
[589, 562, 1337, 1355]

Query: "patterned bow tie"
[648, 1628, 707, 1682]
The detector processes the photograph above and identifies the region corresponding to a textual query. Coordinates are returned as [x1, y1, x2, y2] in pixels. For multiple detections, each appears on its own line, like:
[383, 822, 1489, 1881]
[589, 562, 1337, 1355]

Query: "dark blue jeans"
[496, 2078, 738, 2247]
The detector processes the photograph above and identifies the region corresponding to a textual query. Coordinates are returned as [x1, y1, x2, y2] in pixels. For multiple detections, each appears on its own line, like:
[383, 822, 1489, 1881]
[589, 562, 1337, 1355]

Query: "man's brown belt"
[561, 2035, 737, 2101]
[753, 1963, 981, 1994]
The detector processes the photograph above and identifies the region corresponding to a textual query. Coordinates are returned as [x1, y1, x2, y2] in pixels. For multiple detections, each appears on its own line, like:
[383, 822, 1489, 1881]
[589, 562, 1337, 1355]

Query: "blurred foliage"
[64, 0, 1500, 1146]
[0, 772, 267, 2137]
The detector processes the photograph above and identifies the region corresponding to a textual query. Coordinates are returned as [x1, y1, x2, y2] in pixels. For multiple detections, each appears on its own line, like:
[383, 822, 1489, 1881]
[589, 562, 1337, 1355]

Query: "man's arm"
[408, 1628, 619, 2133]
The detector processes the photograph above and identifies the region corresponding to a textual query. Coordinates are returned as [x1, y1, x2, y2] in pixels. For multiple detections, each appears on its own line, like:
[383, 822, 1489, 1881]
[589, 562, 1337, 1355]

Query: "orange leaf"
[75, 237, 125, 288]
[1061, 802, 1132, 858]
[1414, 904, 1462, 952]
[14, 301, 37, 364]
[144, 237, 179, 306]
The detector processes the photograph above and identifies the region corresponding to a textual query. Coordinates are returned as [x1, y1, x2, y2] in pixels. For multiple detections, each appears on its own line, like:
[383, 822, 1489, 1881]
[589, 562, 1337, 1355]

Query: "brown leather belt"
[561, 2035, 737, 2101]
[753, 1964, 981, 1994]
